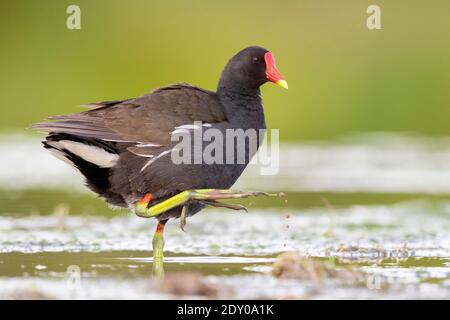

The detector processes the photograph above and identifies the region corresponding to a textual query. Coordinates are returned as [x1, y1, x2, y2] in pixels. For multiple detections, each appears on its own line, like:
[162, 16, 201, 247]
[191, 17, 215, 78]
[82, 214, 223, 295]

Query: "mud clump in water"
[160, 272, 219, 298]
[272, 252, 363, 283]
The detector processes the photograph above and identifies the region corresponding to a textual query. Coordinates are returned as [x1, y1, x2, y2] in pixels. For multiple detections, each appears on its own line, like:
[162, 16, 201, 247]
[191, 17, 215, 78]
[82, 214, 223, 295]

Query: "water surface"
[0, 134, 449, 299]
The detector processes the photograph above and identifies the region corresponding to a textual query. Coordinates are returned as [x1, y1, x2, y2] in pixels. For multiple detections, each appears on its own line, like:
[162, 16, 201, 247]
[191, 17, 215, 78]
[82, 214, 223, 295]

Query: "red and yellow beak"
[264, 52, 288, 89]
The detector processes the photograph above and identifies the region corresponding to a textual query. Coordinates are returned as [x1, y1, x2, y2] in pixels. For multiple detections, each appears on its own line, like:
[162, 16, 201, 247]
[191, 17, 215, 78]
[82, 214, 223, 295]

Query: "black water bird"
[33, 46, 288, 276]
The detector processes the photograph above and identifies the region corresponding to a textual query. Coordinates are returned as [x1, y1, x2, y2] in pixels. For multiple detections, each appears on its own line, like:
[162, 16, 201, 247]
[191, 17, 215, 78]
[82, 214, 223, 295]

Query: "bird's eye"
[252, 57, 259, 63]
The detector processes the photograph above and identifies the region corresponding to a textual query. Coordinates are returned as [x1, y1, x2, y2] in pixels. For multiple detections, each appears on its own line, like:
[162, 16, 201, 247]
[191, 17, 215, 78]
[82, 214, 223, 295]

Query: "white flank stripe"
[140, 150, 171, 172]
[171, 129, 190, 136]
[175, 124, 201, 130]
[136, 143, 162, 148]
[58, 140, 119, 168]
[136, 154, 154, 158]
[172, 123, 208, 136]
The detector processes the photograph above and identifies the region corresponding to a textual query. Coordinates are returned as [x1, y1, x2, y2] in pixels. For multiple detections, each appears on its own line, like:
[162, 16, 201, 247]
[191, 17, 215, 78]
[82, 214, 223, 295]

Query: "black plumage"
[33, 46, 287, 221]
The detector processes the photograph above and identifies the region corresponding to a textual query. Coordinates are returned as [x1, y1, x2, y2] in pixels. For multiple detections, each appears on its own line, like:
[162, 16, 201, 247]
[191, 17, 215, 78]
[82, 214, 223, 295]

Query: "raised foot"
[134, 189, 284, 219]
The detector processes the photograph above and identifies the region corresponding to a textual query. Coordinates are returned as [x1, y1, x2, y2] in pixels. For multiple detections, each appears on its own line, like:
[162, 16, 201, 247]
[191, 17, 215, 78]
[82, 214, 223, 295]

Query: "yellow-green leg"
[135, 189, 277, 218]
[134, 189, 283, 278]
[152, 220, 166, 278]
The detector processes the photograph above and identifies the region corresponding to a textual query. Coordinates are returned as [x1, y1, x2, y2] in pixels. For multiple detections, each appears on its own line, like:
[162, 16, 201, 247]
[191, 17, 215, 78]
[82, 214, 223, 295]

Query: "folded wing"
[33, 83, 227, 149]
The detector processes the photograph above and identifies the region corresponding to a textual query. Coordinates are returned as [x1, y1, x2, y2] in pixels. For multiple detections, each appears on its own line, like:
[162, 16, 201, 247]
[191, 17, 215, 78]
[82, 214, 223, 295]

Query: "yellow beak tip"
[276, 79, 289, 90]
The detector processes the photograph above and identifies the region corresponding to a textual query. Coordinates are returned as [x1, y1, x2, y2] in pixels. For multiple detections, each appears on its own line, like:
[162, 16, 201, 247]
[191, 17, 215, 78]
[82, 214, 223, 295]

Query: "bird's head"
[219, 46, 288, 90]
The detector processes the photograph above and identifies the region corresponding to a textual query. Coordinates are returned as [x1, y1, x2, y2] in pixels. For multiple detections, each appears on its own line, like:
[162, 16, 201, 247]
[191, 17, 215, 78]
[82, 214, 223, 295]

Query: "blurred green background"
[0, 0, 449, 141]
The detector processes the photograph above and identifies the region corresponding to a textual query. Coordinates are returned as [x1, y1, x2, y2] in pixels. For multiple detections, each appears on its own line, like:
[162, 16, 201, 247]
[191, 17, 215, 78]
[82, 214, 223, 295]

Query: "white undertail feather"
[50, 140, 119, 168]
[48, 148, 75, 167]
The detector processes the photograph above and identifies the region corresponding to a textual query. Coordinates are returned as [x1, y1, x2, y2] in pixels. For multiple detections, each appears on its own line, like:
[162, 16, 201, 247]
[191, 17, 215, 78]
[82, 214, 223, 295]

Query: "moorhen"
[33, 46, 287, 276]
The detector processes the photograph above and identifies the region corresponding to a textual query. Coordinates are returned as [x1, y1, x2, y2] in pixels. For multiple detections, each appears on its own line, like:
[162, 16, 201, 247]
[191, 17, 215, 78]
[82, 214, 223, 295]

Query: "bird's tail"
[43, 133, 126, 207]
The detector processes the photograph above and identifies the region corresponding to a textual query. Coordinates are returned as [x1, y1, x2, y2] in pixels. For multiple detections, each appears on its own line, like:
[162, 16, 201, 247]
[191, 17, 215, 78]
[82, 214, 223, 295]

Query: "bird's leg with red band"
[135, 193, 153, 214]
[134, 189, 284, 260]
[152, 219, 167, 278]
[134, 193, 167, 278]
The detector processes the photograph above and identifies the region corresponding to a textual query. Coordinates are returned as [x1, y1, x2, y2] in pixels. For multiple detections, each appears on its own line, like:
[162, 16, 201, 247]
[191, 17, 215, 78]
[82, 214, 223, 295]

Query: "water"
[0, 133, 449, 299]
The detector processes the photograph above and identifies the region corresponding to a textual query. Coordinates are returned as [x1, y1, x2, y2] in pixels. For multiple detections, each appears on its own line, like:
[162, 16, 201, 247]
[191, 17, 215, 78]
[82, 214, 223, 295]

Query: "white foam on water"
[1, 272, 447, 300]
[1, 200, 448, 258]
[0, 277, 173, 300]
[0, 199, 448, 299]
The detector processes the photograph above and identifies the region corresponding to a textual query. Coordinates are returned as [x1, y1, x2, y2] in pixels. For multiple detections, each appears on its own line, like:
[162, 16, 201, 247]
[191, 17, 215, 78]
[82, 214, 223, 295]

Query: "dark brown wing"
[33, 83, 227, 147]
